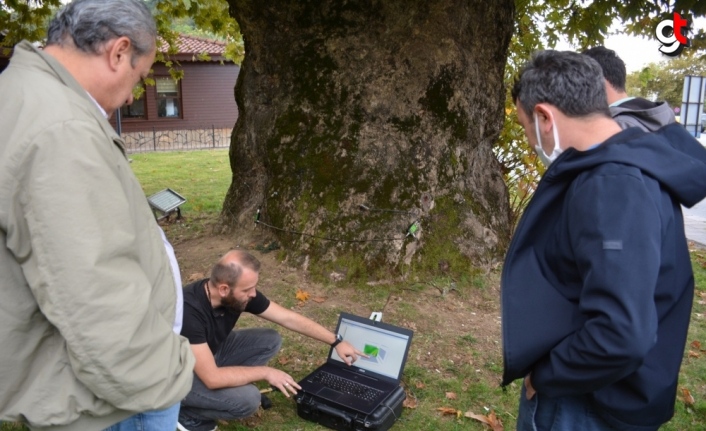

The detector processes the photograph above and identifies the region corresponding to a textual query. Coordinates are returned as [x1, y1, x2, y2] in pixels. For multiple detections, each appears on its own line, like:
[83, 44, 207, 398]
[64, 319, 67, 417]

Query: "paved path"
[683, 135, 706, 247]
[684, 201, 706, 247]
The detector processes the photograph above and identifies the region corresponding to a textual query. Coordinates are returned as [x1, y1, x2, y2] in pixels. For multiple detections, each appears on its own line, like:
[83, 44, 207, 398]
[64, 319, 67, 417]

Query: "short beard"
[221, 292, 250, 313]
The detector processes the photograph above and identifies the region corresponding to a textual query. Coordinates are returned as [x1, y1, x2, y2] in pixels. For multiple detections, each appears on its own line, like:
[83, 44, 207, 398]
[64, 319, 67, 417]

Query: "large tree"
[223, 0, 515, 278]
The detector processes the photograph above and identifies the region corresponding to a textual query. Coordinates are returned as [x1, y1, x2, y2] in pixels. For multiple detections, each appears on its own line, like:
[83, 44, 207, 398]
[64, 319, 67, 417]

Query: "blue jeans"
[180, 328, 282, 421]
[103, 403, 180, 431]
[517, 384, 618, 431]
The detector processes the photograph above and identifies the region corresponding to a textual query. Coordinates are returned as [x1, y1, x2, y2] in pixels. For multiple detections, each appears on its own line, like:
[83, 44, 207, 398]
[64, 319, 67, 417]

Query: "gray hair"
[46, 0, 157, 64]
[512, 50, 611, 119]
[211, 250, 261, 289]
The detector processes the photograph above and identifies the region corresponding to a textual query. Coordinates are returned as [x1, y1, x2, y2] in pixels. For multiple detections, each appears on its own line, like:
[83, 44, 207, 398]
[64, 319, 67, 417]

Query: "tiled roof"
[1, 34, 230, 61]
[172, 34, 227, 55]
[158, 34, 230, 62]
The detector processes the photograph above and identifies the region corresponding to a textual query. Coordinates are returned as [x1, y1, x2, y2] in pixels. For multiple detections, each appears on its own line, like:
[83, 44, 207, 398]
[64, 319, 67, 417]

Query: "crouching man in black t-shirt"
[177, 250, 364, 431]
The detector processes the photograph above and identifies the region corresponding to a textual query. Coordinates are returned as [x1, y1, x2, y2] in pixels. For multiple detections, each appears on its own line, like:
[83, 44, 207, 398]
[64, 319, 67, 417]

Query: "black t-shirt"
[181, 279, 270, 354]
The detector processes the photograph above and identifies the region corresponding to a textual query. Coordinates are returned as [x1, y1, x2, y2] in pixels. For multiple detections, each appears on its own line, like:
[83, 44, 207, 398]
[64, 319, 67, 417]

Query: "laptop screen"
[329, 315, 411, 380]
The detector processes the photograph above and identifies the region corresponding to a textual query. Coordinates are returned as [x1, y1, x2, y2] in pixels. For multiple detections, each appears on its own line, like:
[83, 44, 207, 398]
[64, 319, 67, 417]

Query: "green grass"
[3, 150, 706, 430]
[129, 149, 231, 216]
[664, 248, 706, 430]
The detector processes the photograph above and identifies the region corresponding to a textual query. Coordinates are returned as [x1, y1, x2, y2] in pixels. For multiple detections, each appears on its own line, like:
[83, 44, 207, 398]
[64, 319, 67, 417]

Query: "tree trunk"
[223, 0, 515, 279]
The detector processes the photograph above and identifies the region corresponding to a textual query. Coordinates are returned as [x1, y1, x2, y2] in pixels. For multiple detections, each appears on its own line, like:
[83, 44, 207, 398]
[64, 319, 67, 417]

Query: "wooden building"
[112, 34, 240, 152]
[0, 34, 238, 152]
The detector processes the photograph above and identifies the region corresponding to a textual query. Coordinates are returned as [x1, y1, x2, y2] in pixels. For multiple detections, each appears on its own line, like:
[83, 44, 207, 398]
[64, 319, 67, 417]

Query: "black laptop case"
[295, 385, 406, 431]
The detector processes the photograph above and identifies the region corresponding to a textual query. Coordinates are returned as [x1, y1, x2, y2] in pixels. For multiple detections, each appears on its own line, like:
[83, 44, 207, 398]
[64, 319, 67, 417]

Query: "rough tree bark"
[222, 0, 515, 279]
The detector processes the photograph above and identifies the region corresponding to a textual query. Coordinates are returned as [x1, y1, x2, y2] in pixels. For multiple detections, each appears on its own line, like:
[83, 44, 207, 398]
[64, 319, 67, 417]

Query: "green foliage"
[0, 0, 61, 50]
[172, 17, 226, 42]
[151, 0, 244, 65]
[527, 0, 706, 50]
[493, 0, 549, 228]
[0, 0, 244, 65]
[626, 54, 706, 108]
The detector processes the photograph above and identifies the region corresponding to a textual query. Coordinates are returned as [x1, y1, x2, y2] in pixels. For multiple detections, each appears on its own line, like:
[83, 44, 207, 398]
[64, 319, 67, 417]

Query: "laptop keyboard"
[311, 371, 384, 402]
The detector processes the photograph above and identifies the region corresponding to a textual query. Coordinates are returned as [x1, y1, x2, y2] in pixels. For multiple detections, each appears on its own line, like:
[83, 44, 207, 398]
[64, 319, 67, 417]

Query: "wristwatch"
[331, 333, 343, 348]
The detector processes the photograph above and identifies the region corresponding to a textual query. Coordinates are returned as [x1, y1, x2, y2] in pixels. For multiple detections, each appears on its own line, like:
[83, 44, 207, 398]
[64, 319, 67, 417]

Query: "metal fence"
[121, 126, 232, 153]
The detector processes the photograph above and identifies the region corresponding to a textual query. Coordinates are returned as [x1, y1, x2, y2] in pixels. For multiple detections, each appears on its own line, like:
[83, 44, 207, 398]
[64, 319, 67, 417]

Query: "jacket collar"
[14, 41, 127, 156]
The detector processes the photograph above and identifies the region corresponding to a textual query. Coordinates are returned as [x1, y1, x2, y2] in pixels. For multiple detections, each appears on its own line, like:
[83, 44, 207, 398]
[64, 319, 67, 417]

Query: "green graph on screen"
[364, 344, 380, 357]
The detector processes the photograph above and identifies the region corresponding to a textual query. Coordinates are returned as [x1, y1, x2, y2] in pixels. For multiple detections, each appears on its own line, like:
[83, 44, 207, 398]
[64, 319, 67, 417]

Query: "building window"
[120, 82, 146, 119]
[156, 77, 181, 118]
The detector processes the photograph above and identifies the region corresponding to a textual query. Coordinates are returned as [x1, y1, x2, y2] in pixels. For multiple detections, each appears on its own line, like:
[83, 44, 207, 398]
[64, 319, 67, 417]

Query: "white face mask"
[533, 112, 562, 167]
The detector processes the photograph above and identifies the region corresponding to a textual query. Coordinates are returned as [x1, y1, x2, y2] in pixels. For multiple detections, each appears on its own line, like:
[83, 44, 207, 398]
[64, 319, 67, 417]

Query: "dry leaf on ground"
[682, 388, 695, 406]
[295, 288, 310, 301]
[312, 296, 327, 303]
[465, 410, 504, 431]
[445, 392, 457, 400]
[403, 395, 418, 409]
[690, 340, 706, 352]
[437, 407, 461, 417]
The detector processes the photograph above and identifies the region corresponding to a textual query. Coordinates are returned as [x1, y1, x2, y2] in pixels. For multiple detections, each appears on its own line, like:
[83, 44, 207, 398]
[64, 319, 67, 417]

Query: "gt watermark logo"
[655, 12, 691, 56]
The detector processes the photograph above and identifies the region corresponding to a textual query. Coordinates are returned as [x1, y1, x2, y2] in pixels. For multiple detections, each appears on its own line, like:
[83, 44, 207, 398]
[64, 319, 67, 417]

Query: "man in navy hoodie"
[503, 50, 706, 431]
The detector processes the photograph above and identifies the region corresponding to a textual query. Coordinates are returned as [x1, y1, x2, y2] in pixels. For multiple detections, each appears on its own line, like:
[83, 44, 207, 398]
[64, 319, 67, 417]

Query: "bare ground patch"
[165, 221, 506, 428]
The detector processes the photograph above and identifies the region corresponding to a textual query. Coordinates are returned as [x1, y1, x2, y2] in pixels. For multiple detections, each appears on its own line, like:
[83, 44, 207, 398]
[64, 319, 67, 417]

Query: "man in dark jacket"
[583, 46, 675, 131]
[503, 50, 706, 431]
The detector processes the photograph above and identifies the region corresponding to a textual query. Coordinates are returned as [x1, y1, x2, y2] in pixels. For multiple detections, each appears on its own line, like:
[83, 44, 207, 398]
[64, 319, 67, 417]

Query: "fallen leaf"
[466, 410, 504, 431]
[295, 289, 310, 301]
[415, 382, 426, 389]
[277, 356, 290, 365]
[682, 388, 695, 406]
[689, 350, 700, 358]
[487, 411, 503, 430]
[466, 412, 487, 425]
[445, 392, 457, 400]
[437, 407, 460, 416]
[691, 340, 702, 350]
[403, 396, 418, 409]
[312, 296, 327, 303]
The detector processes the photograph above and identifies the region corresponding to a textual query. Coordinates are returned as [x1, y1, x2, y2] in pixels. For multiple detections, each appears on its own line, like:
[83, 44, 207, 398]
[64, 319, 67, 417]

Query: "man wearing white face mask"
[531, 110, 564, 166]
[501, 50, 706, 431]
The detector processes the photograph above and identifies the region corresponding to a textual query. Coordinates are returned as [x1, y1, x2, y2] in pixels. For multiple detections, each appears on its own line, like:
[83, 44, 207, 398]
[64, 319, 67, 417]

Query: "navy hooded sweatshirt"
[502, 123, 706, 430]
